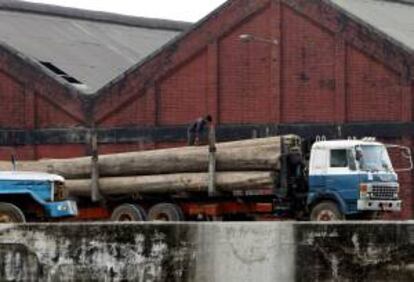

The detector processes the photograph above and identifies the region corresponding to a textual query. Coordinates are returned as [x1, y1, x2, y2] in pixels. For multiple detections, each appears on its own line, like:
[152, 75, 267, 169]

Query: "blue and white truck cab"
[0, 171, 78, 223]
[307, 139, 412, 220]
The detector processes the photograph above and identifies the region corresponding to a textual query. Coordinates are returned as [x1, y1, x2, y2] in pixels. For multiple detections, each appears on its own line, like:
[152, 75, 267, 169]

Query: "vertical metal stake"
[208, 125, 217, 196]
[11, 154, 16, 171]
[90, 130, 102, 202]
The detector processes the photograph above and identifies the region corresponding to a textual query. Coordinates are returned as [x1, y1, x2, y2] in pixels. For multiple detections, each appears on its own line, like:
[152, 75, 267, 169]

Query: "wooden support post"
[208, 125, 217, 196]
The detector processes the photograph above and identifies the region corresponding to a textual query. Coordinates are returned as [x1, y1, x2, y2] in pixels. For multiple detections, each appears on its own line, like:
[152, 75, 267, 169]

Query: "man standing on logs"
[187, 115, 212, 145]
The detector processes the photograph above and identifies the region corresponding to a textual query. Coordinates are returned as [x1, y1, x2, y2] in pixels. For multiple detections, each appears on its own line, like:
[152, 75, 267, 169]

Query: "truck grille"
[371, 185, 397, 200]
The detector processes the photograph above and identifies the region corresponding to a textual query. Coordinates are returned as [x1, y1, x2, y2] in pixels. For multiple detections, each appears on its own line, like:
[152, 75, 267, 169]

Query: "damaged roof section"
[331, 0, 414, 53]
[0, 0, 191, 94]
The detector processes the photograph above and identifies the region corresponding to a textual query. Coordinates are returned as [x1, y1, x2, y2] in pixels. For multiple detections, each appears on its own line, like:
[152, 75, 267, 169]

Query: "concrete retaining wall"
[0, 222, 413, 281]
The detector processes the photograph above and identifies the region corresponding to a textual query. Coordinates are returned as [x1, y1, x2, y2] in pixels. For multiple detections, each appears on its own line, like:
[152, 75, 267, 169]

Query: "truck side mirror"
[355, 149, 362, 161]
[386, 145, 413, 172]
[347, 150, 357, 171]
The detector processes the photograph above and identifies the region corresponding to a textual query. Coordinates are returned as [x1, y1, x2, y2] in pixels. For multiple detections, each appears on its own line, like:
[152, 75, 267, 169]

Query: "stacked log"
[65, 172, 275, 196]
[0, 136, 296, 196]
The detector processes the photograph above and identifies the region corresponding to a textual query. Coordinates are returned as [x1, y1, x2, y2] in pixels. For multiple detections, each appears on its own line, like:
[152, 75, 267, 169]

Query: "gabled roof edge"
[2, 0, 191, 31]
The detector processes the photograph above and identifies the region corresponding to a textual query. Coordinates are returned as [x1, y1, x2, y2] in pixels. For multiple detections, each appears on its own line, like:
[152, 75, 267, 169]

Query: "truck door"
[326, 149, 360, 212]
[309, 148, 328, 192]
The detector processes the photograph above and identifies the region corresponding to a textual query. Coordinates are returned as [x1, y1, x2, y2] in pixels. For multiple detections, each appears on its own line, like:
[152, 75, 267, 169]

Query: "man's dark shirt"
[188, 117, 208, 134]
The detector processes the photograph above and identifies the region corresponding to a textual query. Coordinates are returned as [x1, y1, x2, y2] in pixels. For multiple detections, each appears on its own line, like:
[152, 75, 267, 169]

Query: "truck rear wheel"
[148, 203, 184, 221]
[310, 201, 344, 221]
[0, 203, 26, 223]
[110, 204, 147, 221]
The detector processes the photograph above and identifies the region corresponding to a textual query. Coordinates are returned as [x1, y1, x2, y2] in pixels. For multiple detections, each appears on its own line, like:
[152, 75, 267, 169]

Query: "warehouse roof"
[0, 0, 191, 94]
[331, 0, 414, 52]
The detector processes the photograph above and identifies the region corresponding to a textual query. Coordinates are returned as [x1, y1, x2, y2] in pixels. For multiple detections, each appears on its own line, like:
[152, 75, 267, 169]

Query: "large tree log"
[0, 136, 296, 179]
[66, 171, 275, 196]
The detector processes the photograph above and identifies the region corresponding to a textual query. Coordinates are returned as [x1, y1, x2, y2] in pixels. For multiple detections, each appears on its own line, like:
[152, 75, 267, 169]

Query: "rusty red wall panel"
[334, 38, 346, 123]
[35, 94, 83, 128]
[1, 145, 86, 161]
[155, 141, 187, 149]
[346, 47, 402, 122]
[206, 42, 219, 122]
[35, 144, 86, 159]
[401, 138, 414, 219]
[406, 138, 414, 219]
[281, 5, 336, 123]
[98, 143, 155, 155]
[218, 7, 274, 123]
[0, 146, 35, 160]
[98, 88, 156, 127]
[0, 71, 26, 128]
[412, 83, 414, 121]
[158, 51, 208, 125]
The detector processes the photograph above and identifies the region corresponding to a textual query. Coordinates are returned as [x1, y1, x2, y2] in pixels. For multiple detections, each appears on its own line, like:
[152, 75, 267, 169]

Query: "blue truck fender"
[307, 191, 348, 214]
[0, 191, 78, 218]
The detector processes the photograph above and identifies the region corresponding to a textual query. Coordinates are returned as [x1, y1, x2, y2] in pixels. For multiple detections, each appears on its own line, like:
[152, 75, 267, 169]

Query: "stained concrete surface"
[193, 223, 294, 282]
[0, 222, 413, 281]
[296, 222, 414, 281]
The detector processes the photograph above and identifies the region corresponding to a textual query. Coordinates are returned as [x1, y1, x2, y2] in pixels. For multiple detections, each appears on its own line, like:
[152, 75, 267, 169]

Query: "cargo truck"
[1, 135, 410, 221]
[306, 138, 410, 220]
[67, 135, 412, 221]
[0, 171, 78, 223]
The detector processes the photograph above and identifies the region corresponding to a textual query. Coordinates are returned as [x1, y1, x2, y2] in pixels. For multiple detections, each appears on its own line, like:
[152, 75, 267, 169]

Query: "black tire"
[110, 204, 147, 221]
[310, 201, 344, 221]
[0, 202, 26, 223]
[148, 203, 185, 221]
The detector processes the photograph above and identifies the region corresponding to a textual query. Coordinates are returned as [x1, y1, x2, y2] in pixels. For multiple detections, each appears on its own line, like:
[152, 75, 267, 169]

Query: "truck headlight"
[360, 184, 369, 198]
[394, 185, 400, 199]
[57, 204, 68, 211]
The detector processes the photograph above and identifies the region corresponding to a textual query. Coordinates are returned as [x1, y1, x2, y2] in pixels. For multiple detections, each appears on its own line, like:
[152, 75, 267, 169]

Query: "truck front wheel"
[110, 204, 147, 221]
[310, 201, 344, 221]
[0, 203, 26, 223]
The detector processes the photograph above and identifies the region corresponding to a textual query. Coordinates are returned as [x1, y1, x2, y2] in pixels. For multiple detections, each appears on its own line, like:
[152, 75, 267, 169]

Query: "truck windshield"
[357, 145, 393, 172]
